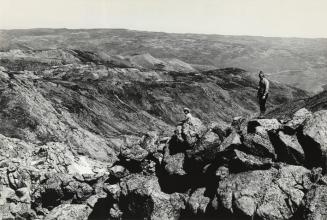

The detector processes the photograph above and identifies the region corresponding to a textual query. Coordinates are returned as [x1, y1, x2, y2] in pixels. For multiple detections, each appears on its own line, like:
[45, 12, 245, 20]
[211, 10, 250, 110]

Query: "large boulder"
[242, 128, 276, 159]
[217, 165, 312, 219]
[44, 204, 92, 220]
[270, 131, 305, 165]
[229, 149, 273, 172]
[299, 110, 327, 172]
[302, 185, 327, 220]
[120, 174, 186, 220]
[285, 108, 312, 132]
[139, 131, 160, 154]
[247, 118, 282, 134]
[0, 185, 36, 219]
[120, 136, 149, 162]
[187, 187, 210, 215]
[218, 131, 242, 153]
[185, 130, 222, 167]
[34, 173, 94, 210]
[163, 153, 186, 176]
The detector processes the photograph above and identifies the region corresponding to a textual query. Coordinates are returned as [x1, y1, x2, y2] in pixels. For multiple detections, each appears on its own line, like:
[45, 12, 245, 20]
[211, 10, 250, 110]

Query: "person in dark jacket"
[257, 71, 270, 118]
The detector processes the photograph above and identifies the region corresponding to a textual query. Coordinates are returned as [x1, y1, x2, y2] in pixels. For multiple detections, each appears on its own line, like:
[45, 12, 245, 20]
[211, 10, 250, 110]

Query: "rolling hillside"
[1, 28, 327, 92]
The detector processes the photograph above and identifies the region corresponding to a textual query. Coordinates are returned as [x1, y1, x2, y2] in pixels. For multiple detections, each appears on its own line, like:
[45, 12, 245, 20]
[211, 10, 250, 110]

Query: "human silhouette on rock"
[257, 71, 270, 118]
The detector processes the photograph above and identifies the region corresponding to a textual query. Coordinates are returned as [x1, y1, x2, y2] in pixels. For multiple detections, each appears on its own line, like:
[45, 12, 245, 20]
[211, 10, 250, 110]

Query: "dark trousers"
[259, 94, 268, 113]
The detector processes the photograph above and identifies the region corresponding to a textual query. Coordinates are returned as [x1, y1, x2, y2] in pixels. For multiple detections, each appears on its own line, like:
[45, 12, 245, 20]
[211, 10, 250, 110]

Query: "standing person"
[257, 71, 269, 118]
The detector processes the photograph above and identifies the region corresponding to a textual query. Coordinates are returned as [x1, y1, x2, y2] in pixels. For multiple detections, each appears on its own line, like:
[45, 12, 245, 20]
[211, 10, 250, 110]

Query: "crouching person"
[175, 107, 206, 147]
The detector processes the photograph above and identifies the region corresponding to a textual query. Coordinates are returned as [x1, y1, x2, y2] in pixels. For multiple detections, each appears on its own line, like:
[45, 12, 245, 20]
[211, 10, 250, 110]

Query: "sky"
[0, 0, 327, 38]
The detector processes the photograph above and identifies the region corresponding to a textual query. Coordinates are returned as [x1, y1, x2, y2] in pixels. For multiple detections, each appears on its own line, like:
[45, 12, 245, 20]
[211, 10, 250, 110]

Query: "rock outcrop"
[1, 86, 327, 220]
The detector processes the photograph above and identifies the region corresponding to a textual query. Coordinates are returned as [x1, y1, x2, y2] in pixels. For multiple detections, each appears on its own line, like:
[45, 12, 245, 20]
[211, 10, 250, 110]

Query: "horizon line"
[1, 27, 327, 40]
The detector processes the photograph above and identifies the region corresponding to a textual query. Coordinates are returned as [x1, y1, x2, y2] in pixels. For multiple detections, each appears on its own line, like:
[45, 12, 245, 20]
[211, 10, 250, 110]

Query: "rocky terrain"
[1, 29, 327, 93]
[0, 38, 326, 219]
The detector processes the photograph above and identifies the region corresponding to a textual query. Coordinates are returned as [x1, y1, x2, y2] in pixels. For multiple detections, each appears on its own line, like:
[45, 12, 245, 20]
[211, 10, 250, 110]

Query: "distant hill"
[1, 28, 327, 93]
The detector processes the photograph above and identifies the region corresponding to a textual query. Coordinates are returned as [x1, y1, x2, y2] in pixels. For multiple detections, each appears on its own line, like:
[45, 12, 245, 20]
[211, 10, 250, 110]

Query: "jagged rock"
[163, 153, 186, 176]
[192, 130, 222, 152]
[120, 174, 186, 219]
[35, 173, 94, 210]
[185, 130, 227, 167]
[140, 159, 157, 175]
[217, 165, 312, 219]
[187, 187, 210, 215]
[110, 165, 129, 179]
[109, 203, 123, 219]
[231, 116, 246, 131]
[230, 149, 273, 172]
[0, 185, 35, 219]
[247, 118, 282, 133]
[215, 166, 229, 180]
[64, 180, 93, 201]
[209, 122, 229, 140]
[140, 131, 160, 154]
[16, 187, 31, 203]
[44, 204, 92, 220]
[302, 185, 327, 220]
[270, 131, 305, 165]
[120, 136, 149, 162]
[7, 167, 31, 190]
[243, 128, 276, 159]
[285, 108, 312, 132]
[104, 183, 121, 201]
[300, 110, 327, 172]
[218, 131, 242, 153]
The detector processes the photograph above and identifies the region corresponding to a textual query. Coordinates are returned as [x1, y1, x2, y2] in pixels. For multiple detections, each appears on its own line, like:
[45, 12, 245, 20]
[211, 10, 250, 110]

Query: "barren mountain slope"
[0, 49, 308, 136]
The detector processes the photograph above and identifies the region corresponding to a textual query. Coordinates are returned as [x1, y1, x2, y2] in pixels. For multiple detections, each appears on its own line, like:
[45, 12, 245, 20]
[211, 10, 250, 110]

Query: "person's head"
[259, 71, 265, 79]
[183, 107, 190, 114]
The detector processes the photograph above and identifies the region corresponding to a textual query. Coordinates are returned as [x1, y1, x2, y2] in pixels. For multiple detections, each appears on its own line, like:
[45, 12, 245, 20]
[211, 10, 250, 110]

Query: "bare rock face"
[243, 129, 276, 159]
[110, 165, 129, 180]
[285, 108, 312, 132]
[187, 187, 210, 215]
[300, 110, 327, 172]
[229, 149, 273, 172]
[217, 165, 312, 220]
[185, 130, 222, 167]
[120, 136, 149, 162]
[302, 185, 327, 220]
[271, 131, 305, 165]
[44, 204, 92, 220]
[247, 118, 282, 132]
[163, 153, 186, 176]
[218, 131, 242, 153]
[119, 174, 186, 220]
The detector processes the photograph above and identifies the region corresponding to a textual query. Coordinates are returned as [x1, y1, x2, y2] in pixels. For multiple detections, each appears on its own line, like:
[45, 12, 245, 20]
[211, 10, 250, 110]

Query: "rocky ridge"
[1, 104, 327, 219]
